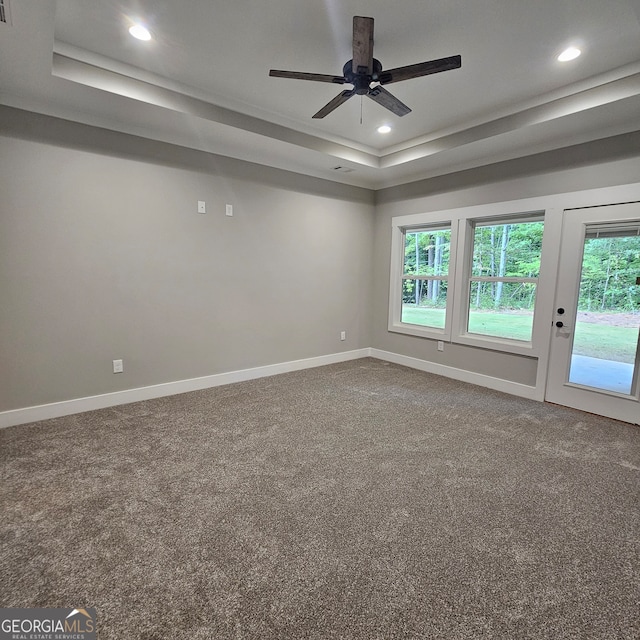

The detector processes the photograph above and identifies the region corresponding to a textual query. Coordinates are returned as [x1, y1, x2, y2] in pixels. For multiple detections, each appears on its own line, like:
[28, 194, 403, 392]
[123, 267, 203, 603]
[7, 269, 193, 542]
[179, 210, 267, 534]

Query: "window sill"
[388, 321, 449, 342]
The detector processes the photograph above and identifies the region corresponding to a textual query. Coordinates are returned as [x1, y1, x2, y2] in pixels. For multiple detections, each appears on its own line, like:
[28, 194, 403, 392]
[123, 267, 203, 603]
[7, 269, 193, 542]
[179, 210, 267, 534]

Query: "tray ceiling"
[1, 1, 640, 188]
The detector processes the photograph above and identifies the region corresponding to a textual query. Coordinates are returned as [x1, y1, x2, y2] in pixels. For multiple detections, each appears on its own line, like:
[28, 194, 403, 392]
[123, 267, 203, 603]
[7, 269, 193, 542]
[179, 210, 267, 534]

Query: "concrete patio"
[569, 354, 635, 395]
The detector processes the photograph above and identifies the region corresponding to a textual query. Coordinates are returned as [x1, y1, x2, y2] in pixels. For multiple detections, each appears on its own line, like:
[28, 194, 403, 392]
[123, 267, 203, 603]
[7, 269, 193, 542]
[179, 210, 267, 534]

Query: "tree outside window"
[467, 220, 543, 342]
[401, 228, 451, 330]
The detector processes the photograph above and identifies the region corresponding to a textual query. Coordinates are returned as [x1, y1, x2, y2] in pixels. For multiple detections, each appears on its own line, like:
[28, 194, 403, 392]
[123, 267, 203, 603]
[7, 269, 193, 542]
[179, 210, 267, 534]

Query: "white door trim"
[545, 203, 640, 424]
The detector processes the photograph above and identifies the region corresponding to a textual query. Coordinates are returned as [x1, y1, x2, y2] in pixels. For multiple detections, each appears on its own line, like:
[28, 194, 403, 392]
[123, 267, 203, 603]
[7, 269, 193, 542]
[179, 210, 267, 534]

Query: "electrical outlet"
[340, 331, 346, 341]
[113, 359, 124, 373]
[437, 341, 444, 352]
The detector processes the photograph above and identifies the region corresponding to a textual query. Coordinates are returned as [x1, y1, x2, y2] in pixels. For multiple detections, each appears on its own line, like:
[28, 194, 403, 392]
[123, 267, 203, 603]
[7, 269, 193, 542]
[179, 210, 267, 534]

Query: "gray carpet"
[1, 358, 638, 639]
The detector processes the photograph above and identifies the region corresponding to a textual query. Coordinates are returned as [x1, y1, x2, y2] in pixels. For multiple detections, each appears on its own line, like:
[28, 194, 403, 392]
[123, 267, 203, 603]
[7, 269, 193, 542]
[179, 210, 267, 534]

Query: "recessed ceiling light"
[377, 125, 391, 134]
[557, 47, 581, 62]
[129, 23, 152, 41]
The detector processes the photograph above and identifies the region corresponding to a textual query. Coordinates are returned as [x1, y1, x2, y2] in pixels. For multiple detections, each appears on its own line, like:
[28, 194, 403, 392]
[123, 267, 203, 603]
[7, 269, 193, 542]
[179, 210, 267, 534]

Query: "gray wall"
[0, 128, 374, 412]
[372, 150, 640, 385]
[2, 107, 640, 413]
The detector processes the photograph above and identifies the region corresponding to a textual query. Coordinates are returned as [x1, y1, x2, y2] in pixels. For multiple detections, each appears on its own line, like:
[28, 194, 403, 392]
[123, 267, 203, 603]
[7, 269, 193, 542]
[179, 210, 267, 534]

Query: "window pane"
[568, 234, 640, 394]
[467, 282, 536, 341]
[471, 222, 543, 278]
[403, 229, 451, 276]
[401, 228, 450, 330]
[401, 279, 448, 329]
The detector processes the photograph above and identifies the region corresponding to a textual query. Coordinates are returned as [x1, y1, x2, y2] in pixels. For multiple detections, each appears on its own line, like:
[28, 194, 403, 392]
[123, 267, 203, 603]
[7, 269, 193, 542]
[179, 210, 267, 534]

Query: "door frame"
[544, 203, 640, 424]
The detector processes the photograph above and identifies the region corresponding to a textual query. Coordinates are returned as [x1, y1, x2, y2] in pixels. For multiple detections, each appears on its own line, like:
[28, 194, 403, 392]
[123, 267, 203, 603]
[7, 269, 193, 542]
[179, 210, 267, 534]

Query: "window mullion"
[450, 218, 470, 344]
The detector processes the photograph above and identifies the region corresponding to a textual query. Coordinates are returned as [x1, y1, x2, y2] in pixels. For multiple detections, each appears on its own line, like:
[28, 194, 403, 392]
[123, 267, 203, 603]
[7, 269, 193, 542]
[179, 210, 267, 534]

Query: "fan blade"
[269, 70, 346, 84]
[312, 89, 356, 119]
[352, 16, 374, 75]
[367, 86, 411, 117]
[378, 55, 461, 84]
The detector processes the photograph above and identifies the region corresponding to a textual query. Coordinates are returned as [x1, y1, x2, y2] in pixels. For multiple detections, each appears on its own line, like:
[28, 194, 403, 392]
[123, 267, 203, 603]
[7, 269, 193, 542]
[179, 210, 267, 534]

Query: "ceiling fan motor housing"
[343, 59, 383, 94]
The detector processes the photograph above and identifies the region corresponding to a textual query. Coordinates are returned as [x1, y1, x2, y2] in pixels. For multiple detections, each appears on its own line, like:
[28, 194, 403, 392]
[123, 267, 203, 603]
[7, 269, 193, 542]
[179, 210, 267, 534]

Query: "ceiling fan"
[269, 16, 461, 119]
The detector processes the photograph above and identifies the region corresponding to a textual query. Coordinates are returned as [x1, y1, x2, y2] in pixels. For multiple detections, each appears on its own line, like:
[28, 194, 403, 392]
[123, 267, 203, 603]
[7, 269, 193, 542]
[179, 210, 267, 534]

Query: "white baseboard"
[370, 349, 542, 401]
[1, 347, 543, 429]
[0, 348, 371, 429]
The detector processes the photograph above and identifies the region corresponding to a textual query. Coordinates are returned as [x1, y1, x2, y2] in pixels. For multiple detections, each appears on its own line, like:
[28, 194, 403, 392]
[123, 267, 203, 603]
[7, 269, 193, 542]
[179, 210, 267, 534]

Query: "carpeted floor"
[1, 358, 639, 639]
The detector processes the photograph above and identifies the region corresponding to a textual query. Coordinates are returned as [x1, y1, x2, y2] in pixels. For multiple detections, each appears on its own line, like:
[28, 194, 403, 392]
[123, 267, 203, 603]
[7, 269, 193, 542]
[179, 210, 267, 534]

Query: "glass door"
[545, 203, 640, 424]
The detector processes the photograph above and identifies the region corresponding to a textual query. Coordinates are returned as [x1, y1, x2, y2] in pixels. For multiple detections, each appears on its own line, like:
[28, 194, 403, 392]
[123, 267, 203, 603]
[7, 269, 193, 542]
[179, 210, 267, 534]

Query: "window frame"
[452, 212, 545, 354]
[389, 220, 458, 341]
[389, 207, 551, 356]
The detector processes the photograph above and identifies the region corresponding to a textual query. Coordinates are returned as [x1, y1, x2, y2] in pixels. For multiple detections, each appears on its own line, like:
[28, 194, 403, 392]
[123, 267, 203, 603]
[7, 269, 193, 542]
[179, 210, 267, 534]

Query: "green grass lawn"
[401, 307, 447, 330]
[572, 323, 639, 363]
[401, 306, 533, 340]
[401, 305, 639, 363]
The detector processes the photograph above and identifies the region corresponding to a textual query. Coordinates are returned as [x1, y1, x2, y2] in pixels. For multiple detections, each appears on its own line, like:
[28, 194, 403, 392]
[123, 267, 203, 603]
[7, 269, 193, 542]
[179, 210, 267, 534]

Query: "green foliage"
[470, 221, 542, 311]
[472, 222, 543, 278]
[577, 237, 640, 312]
[403, 229, 451, 276]
[403, 229, 450, 304]
[402, 223, 640, 315]
[470, 281, 537, 312]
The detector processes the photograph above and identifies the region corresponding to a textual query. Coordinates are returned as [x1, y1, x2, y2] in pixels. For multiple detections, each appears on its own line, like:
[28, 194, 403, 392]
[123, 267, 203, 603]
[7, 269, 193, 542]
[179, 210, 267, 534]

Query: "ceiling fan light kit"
[269, 16, 461, 119]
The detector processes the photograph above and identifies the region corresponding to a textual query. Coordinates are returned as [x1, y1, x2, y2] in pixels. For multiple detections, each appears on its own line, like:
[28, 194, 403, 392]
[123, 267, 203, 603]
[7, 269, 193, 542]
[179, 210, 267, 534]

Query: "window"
[466, 217, 543, 343]
[401, 227, 451, 330]
[389, 208, 547, 355]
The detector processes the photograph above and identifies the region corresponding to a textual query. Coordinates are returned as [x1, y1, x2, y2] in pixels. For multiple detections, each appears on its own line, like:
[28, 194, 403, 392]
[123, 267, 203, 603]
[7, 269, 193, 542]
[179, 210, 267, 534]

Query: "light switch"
[226, 204, 233, 217]
[198, 201, 206, 214]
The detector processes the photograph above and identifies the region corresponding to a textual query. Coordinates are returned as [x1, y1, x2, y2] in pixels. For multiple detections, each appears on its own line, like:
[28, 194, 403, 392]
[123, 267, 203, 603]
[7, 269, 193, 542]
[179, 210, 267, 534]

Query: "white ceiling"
[1, 0, 640, 189]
